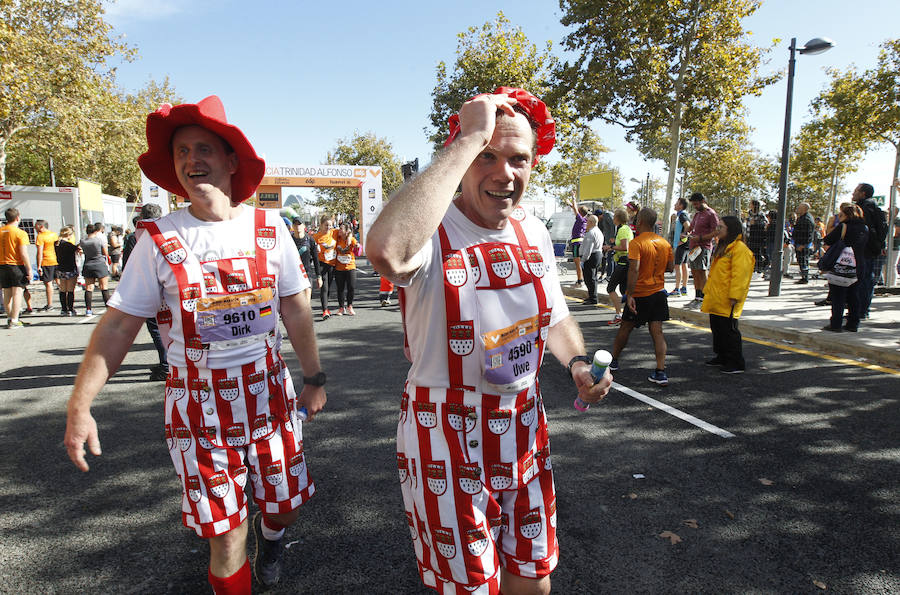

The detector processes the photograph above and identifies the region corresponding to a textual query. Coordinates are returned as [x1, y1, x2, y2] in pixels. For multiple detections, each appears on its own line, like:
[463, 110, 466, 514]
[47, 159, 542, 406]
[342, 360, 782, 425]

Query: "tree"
[817, 40, 900, 211]
[0, 0, 134, 186]
[675, 111, 771, 215]
[6, 78, 180, 199]
[545, 127, 624, 207]
[428, 12, 589, 186]
[314, 132, 403, 217]
[785, 117, 865, 217]
[554, 0, 779, 234]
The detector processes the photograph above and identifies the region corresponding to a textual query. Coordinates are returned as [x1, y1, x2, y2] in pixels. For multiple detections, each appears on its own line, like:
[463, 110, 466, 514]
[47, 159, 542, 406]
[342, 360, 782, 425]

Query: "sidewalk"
[559, 264, 900, 368]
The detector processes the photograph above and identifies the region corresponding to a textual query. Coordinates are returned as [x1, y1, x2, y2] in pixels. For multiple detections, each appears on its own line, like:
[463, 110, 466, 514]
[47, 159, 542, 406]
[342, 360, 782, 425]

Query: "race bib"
[195, 288, 277, 345]
[337, 254, 352, 265]
[322, 249, 335, 261]
[482, 314, 540, 394]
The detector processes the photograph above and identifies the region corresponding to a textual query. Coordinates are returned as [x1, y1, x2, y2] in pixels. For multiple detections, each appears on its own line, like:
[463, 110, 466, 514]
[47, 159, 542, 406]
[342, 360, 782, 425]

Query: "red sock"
[208, 558, 251, 595]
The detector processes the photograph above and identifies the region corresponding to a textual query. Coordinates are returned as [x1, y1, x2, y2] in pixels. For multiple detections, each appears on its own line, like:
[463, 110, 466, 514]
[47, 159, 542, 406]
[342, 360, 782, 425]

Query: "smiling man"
[367, 88, 612, 595]
[64, 96, 326, 594]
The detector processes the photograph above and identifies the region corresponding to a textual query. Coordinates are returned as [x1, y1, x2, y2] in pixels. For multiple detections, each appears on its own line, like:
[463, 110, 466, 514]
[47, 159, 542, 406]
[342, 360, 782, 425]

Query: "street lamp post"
[769, 37, 834, 297]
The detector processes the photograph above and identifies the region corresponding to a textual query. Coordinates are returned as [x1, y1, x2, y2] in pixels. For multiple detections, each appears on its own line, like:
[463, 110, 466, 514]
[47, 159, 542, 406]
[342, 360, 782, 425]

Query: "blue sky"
[104, 0, 898, 209]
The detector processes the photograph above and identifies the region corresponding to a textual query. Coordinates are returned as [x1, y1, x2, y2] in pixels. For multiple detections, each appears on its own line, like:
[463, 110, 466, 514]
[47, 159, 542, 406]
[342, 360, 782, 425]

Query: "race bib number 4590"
[482, 314, 540, 394]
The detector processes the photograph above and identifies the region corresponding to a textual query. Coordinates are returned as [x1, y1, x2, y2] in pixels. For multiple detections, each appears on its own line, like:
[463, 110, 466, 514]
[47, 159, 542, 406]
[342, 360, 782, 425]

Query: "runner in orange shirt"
[609, 207, 674, 385]
[35, 220, 59, 311]
[313, 214, 337, 319]
[333, 222, 359, 315]
[0, 208, 33, 328]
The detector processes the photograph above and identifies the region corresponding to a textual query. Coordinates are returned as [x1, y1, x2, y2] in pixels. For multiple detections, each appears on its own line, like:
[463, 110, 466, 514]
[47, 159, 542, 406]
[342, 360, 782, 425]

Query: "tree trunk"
[0, 137, 7, 187]
[662, 2, 701, 240]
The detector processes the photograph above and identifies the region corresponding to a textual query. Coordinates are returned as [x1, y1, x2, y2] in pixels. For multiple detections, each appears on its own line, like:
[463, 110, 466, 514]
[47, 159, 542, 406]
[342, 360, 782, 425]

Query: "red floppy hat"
[444, 86, 556, 164]
[138, 95, 265, 202]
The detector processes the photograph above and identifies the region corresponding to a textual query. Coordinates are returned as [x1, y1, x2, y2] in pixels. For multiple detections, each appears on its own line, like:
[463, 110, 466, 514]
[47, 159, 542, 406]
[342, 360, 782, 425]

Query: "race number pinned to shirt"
[482, 314, 540, 394]
[194, 287, 277, 346]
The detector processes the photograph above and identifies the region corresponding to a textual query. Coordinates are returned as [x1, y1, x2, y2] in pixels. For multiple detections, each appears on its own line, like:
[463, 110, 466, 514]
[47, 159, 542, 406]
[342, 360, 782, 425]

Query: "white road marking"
[77, 315, 96, 324]
[612, 381, 736, 439]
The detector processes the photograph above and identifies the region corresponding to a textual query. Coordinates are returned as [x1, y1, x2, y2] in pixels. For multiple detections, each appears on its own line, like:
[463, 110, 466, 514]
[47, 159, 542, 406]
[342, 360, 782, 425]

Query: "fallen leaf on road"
[285, 540, 300, 550]
[659, 531, 682, 545]
[724, 509, 735, 519]
[629, 493, 638, 499]
[683, 519, 699, 529]
[759, 478, 774, 486]
[812, 579, 827, 590]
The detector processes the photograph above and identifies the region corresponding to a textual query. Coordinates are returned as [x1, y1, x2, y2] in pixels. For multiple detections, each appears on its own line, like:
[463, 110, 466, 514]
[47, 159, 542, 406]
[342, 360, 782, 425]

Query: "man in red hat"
[367, 88, 612, 595]
[64, 96, 326, 594]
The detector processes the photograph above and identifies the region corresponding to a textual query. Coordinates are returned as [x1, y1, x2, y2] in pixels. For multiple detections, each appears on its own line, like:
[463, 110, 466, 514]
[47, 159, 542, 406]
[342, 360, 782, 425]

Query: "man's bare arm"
[366, 95, 517, 283]
[65, 308, 146, 471]
[279, 292, 326, 420]
[545, 316, 611, 405]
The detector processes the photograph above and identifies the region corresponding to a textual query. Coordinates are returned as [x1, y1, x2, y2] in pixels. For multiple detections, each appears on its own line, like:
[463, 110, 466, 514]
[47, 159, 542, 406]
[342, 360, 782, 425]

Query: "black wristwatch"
[567, 355, 592, 378]
[302, 371, 327, 387]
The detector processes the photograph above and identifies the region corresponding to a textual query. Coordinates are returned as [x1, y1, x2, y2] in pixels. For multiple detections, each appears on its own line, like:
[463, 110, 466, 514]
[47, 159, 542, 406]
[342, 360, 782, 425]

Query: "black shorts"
[0, 264, 28, 288]
[40, 265, 57, 282]
[571, 240, 583, 259]
[606, 261, 629, 294]
[623, 290, 670, 327]
[82, 262, 109, 279]
[674, 243, 689, 265]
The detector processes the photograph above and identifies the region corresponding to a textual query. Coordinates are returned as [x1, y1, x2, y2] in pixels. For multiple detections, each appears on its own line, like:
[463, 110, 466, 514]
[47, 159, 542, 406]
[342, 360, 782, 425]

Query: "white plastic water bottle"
[573, 349, 612, 412]
[297, 406, 309, 421]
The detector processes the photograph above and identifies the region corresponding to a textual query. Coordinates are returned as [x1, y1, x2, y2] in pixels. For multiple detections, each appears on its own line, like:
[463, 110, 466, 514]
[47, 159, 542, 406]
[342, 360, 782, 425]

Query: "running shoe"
[22, 308, 33, 315]
[608, 358, 619, 371]
[667, 289, 680, 297]
[380, 299, 390, 307]
[322, 310, 331, 320]
[336, 307, 345, 316]
[85, 309, 93, 316]
[721, 366, 745, 374]
[38, 305, 53, 312]
[252, 511, 285, 588]
[583, 297, 598, 305]
[680, 286, 687, 296]
[6, 320, 24, 329]
[648, 370, 669, 386]
[148, 365, 169, 382]
[347, 306, 356, 315]
[607, 315, 622, 326]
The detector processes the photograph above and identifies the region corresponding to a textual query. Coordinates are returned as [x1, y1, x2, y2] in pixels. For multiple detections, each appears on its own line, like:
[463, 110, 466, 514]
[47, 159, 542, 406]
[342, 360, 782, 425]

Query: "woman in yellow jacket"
[701, 215, 755, 373]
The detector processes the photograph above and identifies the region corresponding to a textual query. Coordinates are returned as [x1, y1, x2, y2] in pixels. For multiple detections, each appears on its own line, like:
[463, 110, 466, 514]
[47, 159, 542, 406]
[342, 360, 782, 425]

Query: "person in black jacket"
[290, 218, 318, 302]
[852, 183, 888, 318]
[791, 202, 815, 283]
[821, 203, 869, 332]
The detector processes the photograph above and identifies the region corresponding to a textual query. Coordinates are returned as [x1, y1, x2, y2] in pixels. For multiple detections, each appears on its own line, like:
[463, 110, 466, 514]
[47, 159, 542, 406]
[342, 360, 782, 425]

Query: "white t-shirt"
[109, 205, 307, 369]
[399, 202, 569, 393]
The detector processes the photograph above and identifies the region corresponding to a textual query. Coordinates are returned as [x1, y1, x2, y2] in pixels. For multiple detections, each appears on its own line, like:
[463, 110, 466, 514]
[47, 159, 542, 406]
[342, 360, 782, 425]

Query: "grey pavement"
[559, 262, 900, 368]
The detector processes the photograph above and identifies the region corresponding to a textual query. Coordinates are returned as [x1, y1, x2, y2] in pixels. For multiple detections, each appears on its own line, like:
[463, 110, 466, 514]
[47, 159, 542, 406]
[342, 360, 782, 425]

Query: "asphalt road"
[0, 268, 897, 594]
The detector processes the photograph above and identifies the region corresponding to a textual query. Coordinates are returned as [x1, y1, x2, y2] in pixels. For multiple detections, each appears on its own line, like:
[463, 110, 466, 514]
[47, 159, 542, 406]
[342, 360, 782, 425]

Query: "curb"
[562, 286, 900, 369]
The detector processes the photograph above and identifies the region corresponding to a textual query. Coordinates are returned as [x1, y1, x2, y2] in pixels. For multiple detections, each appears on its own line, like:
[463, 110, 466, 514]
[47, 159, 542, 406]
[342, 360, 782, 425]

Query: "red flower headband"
[444, 87, 556, 164]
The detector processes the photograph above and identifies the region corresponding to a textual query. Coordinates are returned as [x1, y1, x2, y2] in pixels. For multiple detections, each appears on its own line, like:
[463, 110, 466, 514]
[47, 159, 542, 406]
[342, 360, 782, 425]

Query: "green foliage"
[427, 11, 592, 187]
[0, 0, 135, 186]
[555, 0, 777, 143]
[814, 39, 900, 195]
[313, 131, 403, 218]
[677, 111, 771, 215]
[7, 77, 181, 198]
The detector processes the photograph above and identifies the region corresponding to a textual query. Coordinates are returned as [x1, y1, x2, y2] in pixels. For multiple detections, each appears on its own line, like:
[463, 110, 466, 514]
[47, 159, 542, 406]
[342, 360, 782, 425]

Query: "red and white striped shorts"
[165, 357, 315, 538]
[397, 382, 559, 594]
